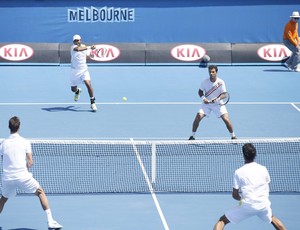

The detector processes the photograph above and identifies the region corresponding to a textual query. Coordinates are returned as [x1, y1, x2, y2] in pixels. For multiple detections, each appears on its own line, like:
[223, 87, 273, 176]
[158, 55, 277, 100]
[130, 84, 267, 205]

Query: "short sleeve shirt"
[200, 77, 226, 101]
[233, 162, 271, 209]
[0, 133, 32, 181]
[70, 44, 88, 70]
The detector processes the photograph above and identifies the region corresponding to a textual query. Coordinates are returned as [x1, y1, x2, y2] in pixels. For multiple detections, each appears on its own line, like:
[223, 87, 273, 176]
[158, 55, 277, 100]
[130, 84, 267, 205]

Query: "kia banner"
[0, 42, 290, 65]
[60, 43, 146, 64]
[146, 43, 232, 65]
[0, 43, 59, 64]
[232, 43, 291, 64]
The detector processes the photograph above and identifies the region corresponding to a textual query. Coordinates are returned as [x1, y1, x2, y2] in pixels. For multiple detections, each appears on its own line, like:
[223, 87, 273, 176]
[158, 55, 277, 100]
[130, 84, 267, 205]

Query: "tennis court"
[0, 65, 300, 139]
[0, 65, 299, 229]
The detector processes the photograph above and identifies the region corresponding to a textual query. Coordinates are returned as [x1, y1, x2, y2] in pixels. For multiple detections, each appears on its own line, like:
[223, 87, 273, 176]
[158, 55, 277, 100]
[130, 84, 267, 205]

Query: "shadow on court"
[7, 228, 38, 230]
[41, 106, 93, 113]
[263, 69, 291, 72]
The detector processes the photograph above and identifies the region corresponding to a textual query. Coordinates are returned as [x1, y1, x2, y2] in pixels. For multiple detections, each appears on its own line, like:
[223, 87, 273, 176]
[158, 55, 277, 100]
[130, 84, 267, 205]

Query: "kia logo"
[0, 44, 34, 61]
[171, 44, 206, 61]
[257, 44, 291, 61]
[90, 44, 120, 62]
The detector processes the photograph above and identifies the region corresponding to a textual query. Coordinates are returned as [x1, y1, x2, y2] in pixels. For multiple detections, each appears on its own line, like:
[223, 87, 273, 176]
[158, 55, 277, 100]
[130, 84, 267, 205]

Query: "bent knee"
[71, 86, 77, 92]
[35, 187, 45, 196]
[196, 113, 205, 120]
[219, 215, 230, 225]
[221, 113, 229, 119]
[84, 80, 92, 85]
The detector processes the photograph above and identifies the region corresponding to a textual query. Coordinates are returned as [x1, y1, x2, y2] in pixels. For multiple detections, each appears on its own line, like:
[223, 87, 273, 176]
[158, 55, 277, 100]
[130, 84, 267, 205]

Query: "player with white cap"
[70, 34, 98, 111]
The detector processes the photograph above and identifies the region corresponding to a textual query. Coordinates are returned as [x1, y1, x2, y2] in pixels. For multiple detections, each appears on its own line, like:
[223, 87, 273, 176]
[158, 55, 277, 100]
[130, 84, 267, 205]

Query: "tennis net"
[1, 138, 299, 194]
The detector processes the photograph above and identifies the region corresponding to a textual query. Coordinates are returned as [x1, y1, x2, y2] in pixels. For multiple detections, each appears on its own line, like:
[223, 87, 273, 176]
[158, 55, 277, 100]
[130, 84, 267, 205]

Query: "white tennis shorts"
[70, 68, 91, 86]
[225, 204, 272, 224]
[2, 175, 40, 198]
[198, 103, 228, 118]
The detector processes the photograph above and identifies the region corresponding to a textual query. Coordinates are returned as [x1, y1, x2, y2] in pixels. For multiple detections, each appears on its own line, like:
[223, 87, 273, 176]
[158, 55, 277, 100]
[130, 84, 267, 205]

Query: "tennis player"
[213, 143, 286, 230]
[71, 34, 97, 111]
[0, 116, 62, 229]
[189, 65, 236, 140]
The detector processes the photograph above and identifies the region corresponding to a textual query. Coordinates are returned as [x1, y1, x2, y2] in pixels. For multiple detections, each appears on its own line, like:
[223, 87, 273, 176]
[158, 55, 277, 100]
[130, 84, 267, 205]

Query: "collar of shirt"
[9, 133, 20, 138]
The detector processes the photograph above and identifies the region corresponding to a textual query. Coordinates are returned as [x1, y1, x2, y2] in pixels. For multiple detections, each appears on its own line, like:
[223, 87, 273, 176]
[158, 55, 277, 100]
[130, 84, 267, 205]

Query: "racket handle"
[210, 97, 219, 103]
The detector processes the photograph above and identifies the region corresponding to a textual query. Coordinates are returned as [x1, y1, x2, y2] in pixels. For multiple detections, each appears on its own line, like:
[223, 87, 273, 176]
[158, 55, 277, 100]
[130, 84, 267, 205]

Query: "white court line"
[130, 138, 169, 230]
[291, 103, 300, 112]
[0, 102, 300, 105]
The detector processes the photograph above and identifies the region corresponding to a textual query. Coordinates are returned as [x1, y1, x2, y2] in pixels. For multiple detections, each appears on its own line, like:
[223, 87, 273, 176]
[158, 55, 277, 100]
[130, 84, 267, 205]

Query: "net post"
[151, 143, 156, 184]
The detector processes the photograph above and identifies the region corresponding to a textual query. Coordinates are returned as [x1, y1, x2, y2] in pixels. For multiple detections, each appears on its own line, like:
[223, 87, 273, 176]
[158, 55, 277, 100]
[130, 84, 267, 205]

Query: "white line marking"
[291, 103, 300, 112]
[130, 138, 169, 230]
[0, 102, 299, 106]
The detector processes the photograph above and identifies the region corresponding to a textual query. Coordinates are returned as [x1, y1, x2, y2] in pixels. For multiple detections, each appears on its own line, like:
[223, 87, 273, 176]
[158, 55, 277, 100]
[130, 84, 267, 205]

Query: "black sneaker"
[231, 136, 237, 140]
[189, 136, 195, 140]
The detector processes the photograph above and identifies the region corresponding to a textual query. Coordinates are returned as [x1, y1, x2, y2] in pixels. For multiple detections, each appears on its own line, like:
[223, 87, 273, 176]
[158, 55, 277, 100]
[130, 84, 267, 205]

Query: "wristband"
[86, 46, 91, 50]
[201, 96, 205, 101]
[239, 195, 244, 206]
[238, 199, 242, 206]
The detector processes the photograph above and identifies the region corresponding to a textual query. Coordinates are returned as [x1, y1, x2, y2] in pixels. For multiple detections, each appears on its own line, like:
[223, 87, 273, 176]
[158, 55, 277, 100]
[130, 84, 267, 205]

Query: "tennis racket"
[209, 92, 230, 105]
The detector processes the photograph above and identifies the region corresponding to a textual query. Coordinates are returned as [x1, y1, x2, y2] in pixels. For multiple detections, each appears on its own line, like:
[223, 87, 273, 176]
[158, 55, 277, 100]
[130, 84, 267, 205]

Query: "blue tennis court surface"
[0, 65, 299, 139]
[0, 193, 298, 229]
[0, 65, 299, 229]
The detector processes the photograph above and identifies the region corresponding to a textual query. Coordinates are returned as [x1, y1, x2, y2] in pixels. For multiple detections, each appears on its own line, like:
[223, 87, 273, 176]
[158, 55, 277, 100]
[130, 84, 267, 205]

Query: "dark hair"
[208, 65, 218, 72]
[9, 116, 20, 133]
[242, 143, 256, 161]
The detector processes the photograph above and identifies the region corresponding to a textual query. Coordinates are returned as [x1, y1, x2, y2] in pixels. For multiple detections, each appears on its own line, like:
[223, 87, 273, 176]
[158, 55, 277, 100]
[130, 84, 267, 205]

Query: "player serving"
[189, 65, 236, 140]
[70, 34, 97, 112]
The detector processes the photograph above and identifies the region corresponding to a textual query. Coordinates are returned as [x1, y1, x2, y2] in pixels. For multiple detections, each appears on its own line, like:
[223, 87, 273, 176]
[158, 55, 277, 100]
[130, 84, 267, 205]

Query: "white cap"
[290, 11, 300, 18]
[73, 34, 81, 41]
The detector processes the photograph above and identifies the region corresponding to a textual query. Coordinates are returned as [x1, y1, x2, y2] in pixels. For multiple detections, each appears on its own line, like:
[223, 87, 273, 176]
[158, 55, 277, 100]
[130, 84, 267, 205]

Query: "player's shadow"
[41, 106, 93, 113]
[263, 69, 291, 72]
[7, 228, 38, 230]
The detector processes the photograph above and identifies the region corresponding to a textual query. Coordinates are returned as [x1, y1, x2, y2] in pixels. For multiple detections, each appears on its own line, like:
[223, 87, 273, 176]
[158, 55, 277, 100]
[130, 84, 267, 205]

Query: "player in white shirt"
[0, 116, 62, 229]
[189, 65, 236, 140]
[213, 143, 286, 230]
[71, 34, 97, 112]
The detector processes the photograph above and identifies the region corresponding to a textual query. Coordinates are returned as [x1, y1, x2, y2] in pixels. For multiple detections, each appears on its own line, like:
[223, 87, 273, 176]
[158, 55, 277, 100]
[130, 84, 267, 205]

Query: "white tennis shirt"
[200, 77, 226, 101]
[0, 133, 32, 181]
[70, 44, 88, 70]
[233, 162, 271, 209]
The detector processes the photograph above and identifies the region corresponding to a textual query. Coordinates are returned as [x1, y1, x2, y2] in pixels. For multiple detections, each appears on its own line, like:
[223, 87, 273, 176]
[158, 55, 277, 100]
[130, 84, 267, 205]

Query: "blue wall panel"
[0, 0, 299, 43]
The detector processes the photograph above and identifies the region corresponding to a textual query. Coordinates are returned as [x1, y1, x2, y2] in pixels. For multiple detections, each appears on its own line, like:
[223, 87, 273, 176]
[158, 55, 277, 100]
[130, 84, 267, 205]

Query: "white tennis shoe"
[74, 88, 81, 101]
[90, 97, 97, 111]
[91, 102, 97, 112]
[48, 220, 63, 229]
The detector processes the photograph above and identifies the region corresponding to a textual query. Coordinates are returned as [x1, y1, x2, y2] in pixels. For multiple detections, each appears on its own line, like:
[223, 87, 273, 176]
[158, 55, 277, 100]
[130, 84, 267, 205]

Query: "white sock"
[231, 132, 236, 137]
[191, 132, 196, 137]
[45, 209, 54, 222]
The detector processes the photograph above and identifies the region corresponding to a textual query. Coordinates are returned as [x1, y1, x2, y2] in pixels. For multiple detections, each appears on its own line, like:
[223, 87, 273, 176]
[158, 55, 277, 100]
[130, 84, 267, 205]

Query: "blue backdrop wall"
[0, 0, 299, 43]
